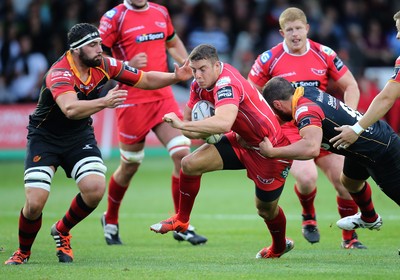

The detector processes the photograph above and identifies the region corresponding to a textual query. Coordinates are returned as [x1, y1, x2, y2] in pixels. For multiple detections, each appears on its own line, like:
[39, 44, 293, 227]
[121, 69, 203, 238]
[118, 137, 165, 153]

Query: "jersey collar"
[282, 39, 310, 56]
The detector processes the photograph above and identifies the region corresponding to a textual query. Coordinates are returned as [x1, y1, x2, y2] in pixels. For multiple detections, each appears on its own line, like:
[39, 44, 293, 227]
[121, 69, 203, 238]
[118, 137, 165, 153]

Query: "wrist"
[350, 122, 365, 135]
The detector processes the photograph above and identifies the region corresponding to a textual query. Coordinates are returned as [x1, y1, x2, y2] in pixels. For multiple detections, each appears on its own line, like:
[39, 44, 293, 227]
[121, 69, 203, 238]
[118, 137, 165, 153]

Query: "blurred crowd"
[1, 0, 400, 123]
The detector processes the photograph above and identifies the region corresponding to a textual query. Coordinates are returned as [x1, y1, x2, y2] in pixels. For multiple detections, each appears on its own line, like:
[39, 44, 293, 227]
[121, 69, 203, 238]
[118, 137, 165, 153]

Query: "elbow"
[309, 147, 320, 158]
[63, 107, 80, 120]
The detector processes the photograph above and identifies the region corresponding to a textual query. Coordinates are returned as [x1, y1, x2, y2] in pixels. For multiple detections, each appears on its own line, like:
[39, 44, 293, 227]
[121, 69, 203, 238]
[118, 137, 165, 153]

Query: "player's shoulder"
[257, 43, 284, 65]
[148, 2, 170, 17]
[309, 39, 337, 58]
[101, 4, 126, 21]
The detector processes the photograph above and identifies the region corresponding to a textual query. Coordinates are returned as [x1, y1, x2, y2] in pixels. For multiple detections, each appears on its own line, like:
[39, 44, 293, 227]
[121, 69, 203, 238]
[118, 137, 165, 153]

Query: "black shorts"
[343, 134, 400, 206]
[25, 129, 102, 178]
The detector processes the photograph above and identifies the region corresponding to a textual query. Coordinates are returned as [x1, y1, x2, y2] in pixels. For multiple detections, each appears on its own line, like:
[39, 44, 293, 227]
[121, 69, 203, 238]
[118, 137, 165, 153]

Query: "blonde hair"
[394, 11, 400, 21]
[279, 7, 307, 29]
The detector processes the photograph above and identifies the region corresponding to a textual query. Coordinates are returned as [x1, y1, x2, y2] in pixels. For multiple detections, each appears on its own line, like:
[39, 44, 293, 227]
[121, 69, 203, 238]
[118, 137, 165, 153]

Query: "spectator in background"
[187, 10, 231, 62]
[231, 16, 264, 76]
[363, 19, 394, 67]
[8, 33, 48, 103]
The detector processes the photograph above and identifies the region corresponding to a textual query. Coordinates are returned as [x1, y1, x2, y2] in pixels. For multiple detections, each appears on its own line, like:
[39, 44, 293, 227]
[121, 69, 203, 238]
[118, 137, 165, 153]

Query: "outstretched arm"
[330, 81, 400, 149]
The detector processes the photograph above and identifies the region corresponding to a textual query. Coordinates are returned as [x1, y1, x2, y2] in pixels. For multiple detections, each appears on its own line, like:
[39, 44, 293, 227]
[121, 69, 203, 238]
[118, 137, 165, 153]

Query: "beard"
[79, 50, 101, 67]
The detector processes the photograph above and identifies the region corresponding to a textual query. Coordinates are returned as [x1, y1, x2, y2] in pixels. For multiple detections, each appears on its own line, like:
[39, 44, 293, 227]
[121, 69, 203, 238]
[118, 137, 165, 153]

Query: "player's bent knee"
[71, 156, 107, 184]
[120, 149, 145, 164]
[166, 135, 191, 156]
[24, 166, 54, 192]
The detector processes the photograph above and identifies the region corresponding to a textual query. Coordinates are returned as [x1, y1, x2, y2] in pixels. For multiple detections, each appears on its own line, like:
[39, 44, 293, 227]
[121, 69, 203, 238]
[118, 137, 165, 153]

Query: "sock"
[349, 182, 377, 223]
[106, 175, 128, 224]
[56, 193, 95, 234]
[176, 170, 201, 223]
[264, 207, 287, 254]
[18, 209, 42, 253]
[171, 175, 180, 213]
[337, 196, 358, 240]
[294, 184, 316, 219]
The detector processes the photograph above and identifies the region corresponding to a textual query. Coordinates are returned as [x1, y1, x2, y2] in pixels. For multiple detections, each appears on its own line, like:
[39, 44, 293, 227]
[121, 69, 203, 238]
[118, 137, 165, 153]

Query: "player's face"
[127, 0, 148, 9]
[79, 39, 103, 67]
[396, 19, 400, 40]
[189, 59, 221, 89]
[271, 100, 293, 122]
[280, 20, 309, 55]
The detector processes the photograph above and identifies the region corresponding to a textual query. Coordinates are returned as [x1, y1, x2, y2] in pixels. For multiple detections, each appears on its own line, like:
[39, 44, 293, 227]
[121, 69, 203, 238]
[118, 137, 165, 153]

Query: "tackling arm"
[259, 126, 322, 159]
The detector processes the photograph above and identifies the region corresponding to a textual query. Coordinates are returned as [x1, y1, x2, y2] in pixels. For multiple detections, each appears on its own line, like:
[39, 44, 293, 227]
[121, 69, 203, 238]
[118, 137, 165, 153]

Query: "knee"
[181, 154, 197, 175]
[256, 204, 278, 221]
[24, 198, 45, 219]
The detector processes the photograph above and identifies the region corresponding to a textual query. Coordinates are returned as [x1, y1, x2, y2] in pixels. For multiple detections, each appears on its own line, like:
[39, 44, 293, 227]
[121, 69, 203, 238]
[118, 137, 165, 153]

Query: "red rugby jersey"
[248, 39, 348, 91]
[99, 2, 175, 103]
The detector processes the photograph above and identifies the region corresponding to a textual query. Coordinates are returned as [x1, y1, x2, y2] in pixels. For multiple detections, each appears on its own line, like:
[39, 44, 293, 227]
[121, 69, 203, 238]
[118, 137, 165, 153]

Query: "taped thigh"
[166, 135, 191, 156]
[120, 148, 145, 163]
[24, 166, 54, 192]
[71, 156, 107, 184]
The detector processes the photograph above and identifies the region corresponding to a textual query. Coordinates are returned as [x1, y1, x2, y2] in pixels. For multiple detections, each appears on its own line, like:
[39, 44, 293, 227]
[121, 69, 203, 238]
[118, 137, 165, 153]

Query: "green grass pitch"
[0, 152, 399, 279]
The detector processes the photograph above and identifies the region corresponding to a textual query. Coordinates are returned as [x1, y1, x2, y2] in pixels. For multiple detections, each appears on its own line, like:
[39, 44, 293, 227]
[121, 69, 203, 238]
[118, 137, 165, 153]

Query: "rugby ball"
[191, 100, 222, 144]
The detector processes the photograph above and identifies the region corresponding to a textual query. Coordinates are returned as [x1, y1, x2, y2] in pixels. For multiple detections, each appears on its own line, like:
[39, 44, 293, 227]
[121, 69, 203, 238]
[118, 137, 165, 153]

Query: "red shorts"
[116, 97, 183, 145]
[226, 132, 292, 191]
[281, 122, 331, 159]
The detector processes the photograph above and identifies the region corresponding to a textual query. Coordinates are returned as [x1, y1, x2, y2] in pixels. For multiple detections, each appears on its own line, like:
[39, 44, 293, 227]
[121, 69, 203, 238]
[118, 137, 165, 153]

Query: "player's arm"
[335, 70, 360, 110]
[56, 85, 127, 120]
[164, 104, 237, 135]
[259, 126, 322, 160]
[135, 60, 192, 89]
[166, 34, 188, 65]
[177, 104, 212, 139]
[330, 81, 400, 148]
[247, 78, 263, 93]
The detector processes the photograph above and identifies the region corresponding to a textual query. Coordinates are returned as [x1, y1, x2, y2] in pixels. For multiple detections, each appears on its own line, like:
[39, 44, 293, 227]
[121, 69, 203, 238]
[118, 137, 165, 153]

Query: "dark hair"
[188, 44, 219, 63]
[262, 77, 295, 105]
[67, 23, 99, 48]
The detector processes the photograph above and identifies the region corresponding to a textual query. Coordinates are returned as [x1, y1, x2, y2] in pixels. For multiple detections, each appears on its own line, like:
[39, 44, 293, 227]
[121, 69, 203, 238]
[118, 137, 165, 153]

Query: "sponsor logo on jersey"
[155, 21, 166, 28]
[136, 32, 165, 43]
[333, 56, 344, 71]
[260, 50, 272, 64]
[311, 68, 326, 76]
[295, 106, 308, 121]
[327, 95, 337, 108]
[216, 86, 233, 101]
[105, 8, 117, 19]
[279, 72, 296, 78]
[123, 64, 139, 74]
[321, 45, 334, 56]
[80, 83, 94, 90]
[297, 117, 311, 130]
[216, 76, 231, 87]
[292, 80, 320, 88]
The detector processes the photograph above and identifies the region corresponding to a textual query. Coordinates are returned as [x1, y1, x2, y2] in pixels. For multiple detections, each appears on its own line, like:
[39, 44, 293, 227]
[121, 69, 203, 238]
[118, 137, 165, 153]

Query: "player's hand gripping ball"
[191, 100, 223, 144]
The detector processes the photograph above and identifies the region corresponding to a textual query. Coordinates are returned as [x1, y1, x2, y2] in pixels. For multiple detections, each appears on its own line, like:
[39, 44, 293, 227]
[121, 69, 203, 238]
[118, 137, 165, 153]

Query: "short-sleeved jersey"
[187, 63, 288, 148]
[292, 86, 396, 165]
[99, 2, 175, 104]
[248, 39, 348, 91]
[29, 51, 143, 137]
